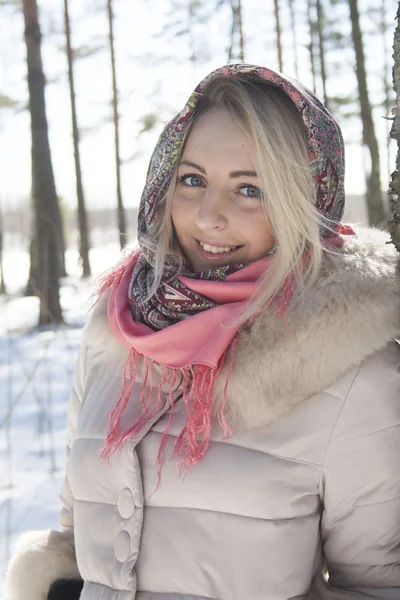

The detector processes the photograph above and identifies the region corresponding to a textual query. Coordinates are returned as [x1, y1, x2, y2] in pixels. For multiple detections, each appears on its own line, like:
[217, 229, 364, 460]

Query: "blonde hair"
[142, 75, 336, 323]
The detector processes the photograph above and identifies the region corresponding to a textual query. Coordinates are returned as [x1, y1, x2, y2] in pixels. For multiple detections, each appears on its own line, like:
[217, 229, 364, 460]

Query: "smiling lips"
[198, 240, 240, 255]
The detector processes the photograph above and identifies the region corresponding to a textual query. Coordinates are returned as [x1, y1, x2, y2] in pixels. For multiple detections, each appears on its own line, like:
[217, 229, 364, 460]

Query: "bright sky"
[0, 0, 396, 211]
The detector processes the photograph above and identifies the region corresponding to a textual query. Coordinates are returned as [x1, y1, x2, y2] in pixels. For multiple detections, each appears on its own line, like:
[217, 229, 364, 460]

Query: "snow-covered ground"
[0, 243, 124, 592]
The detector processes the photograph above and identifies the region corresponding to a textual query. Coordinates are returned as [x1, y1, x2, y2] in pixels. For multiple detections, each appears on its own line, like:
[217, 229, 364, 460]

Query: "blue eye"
[178, 174, 204, 187]
[240, 185, 261, 198]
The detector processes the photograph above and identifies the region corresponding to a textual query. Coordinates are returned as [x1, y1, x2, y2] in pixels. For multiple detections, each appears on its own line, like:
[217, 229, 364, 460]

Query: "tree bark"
[64, 0, 91, 277]
[23, 0, 63, 324]
[228, 0, 245, 63]
[55, 198, 67, 277]
[273, 0, 283, 72]
[107, 0, 126, 251]
[315, 0, 328, 109]
[388, 4, 400, 251]
[348, 0, 385, 226]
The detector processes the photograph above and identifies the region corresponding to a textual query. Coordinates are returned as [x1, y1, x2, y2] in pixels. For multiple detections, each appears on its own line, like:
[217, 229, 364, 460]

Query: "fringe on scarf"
[101, 336, 237, 479]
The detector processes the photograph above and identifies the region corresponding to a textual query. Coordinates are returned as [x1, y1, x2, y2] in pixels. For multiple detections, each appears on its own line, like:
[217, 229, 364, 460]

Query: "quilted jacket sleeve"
[313, 342, 400, 599]
[59, 343, 87, 531]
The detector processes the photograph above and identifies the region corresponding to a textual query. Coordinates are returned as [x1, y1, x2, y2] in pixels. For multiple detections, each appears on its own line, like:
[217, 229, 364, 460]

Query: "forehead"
[182, 108, 254, 160]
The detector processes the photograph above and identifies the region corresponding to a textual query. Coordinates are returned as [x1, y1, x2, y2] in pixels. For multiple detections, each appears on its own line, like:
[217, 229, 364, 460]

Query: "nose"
[195, 188, 227, 231]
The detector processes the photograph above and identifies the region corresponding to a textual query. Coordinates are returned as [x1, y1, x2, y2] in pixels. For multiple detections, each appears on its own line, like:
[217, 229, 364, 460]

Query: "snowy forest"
[1, 0, 400, 591]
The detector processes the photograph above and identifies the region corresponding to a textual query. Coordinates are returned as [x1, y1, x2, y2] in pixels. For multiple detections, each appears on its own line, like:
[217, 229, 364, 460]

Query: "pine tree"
[315, 0, 329, 108]
[22, 0, 63, 324]
[348, 0, 386, 226]
[306, 0, 317, 94]
[288, 0, 299, 78]
[228, 0, 245, 62]
[64, 0, 91, 277]
[273, 0, 283, 72]
[107, 0, 127, 251]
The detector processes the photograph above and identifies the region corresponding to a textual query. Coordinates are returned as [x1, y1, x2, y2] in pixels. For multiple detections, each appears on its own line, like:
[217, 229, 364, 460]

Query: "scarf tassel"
[101, 337, 237, 476]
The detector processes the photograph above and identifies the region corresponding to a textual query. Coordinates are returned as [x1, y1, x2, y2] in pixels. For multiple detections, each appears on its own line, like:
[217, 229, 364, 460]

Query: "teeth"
[200, 242, 237, 254]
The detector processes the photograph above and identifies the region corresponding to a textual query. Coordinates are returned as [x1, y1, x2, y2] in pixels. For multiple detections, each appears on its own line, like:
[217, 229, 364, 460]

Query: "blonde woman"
[5, 64, 400, 600]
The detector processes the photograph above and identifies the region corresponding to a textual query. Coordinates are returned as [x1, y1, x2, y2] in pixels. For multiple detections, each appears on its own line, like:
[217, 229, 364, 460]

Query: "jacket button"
[114, 530, 131, 562]
[117, 488, 135, 519]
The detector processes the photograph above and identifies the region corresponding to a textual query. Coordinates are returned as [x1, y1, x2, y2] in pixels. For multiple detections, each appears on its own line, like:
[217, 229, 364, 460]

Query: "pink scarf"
[99, 228, 351, 473]
[103, 252, 274, 472]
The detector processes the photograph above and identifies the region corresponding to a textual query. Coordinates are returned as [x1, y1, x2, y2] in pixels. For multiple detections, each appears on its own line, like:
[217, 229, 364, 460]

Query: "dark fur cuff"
[47, 579, 84, 600]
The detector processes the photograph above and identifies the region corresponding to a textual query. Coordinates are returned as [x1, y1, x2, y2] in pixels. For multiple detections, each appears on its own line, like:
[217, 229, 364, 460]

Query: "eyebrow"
[179, 160, 258, 178]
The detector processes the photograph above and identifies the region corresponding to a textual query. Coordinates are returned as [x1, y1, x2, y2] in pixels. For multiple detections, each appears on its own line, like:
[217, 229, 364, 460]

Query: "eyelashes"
[176, 173, 262, 199]
[240, 185, 262, 198]
[177, 174, 204, 187]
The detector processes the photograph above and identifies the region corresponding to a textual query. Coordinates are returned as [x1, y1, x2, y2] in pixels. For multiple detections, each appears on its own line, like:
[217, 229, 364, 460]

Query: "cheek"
[243, 214, 274, 251]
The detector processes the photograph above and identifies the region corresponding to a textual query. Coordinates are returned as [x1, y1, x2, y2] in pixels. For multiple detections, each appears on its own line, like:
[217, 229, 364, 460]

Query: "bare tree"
[228, 0, 245, 62]
[64, 0, 91, 277]
[348, 0, 385, 226]
[288, 0, 299, 78]
[306, 0, 317, 94]
[107, 0, 126, 250]
[315, 0, 328, 108]
[389, 3, 400, 251]
[22, 0, 62, 324]
[273, 0, 283, 72]
[55, 193, 67, 277]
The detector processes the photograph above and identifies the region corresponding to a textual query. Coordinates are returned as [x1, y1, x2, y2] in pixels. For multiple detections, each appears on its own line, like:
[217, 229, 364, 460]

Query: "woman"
[5, 64, 400, 600]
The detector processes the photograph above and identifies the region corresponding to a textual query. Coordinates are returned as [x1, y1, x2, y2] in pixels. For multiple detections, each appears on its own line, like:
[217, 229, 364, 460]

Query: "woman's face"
[171, 108, 275, 273]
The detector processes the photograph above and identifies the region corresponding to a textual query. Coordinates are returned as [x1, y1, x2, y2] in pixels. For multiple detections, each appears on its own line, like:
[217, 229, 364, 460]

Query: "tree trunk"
[348, 0, 385, 226]
[307, 0, 317, 94]
[23, 0, 63, 324]
[228, 0, 245, 63]
[315, 0, 328, 109]
[64, 0, 91, 277]
[25, 237, 38, 296]
[55, 189, 67, 277]
[388, 4, 400, 251]
[288, 0, 298, 78]
[107, 0, 126, 251]
[273, 0, 283, 72]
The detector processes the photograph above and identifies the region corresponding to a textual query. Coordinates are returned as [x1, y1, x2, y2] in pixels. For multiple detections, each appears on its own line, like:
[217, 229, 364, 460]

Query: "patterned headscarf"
[129, 63, 345, 331]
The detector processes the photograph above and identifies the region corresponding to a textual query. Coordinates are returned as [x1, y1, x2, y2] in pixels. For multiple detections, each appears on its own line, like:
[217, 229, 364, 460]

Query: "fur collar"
[85, 227, 400, 430]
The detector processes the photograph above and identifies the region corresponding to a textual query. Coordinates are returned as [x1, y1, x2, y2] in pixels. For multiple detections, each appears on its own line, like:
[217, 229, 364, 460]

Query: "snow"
[0, 243, 124, 593]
